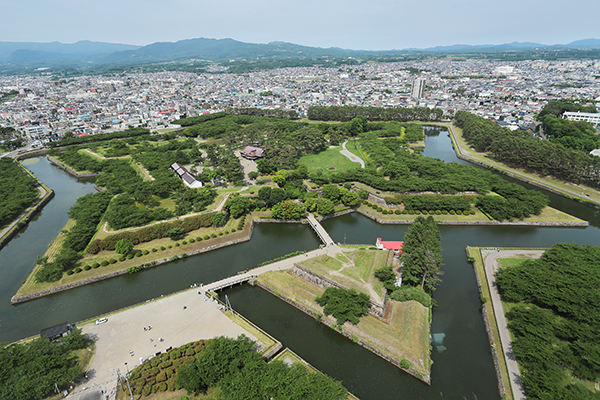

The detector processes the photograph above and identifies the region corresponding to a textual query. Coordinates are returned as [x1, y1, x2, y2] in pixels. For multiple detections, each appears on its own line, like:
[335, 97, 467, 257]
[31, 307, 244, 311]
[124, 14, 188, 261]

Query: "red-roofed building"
[376, 238, 403, 254]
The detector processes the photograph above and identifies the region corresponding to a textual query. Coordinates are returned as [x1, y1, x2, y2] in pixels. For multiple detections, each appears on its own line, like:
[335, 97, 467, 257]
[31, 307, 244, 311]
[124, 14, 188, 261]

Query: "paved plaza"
[72, 288, 257, 399]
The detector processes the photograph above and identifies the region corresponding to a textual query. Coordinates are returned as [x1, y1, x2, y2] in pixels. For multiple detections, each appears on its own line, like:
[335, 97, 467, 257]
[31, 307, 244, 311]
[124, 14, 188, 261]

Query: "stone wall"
[11, 222, 257, 304]
[290, 264, 386, 319]
[46, 155, 102, 178]
[254, 280, 430, 384]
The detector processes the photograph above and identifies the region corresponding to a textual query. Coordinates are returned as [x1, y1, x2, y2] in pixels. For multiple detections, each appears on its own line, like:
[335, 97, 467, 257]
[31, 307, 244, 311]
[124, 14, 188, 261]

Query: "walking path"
[482, 248, 544, 400]
[202, 243, 345, 294]
[340, 140, 365, 168]
[306, 213, 335, 246]
[446, 123, 600, 206]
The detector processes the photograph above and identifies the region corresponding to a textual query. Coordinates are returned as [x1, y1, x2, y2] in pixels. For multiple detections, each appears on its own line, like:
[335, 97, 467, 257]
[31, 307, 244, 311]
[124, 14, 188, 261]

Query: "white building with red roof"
[376, 238, 403, 254]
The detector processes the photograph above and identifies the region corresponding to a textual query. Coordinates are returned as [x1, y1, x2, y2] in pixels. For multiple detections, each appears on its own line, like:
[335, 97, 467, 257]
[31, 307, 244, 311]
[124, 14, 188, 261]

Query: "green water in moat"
[1, 128, 599, 399]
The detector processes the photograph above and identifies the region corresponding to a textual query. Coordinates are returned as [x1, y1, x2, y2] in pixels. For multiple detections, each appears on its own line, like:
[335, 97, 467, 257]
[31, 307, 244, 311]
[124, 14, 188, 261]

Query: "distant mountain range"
[0, 37, 599, 69]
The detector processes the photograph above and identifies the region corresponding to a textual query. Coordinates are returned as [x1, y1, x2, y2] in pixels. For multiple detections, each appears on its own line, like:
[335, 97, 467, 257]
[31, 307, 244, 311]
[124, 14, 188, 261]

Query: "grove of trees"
[454, 111, 600, 188]
[496, 243, 600, 399]
[0, 329, 90, 400]
[173, 336, 348, 399]
[307, 105, 444, 122]
[400, 216, 443, 293]
[0, 159, 40, 227]
[315, 287, 371, 325]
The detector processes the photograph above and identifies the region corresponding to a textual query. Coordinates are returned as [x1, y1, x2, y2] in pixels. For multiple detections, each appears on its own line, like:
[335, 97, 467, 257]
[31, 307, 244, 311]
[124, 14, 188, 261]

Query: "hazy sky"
[2, 0, 598, 49]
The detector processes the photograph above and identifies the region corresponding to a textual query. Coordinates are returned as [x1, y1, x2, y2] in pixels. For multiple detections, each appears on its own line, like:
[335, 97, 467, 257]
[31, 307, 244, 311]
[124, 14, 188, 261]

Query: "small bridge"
[306, 213, 334, 246]
[202, 274, 257, 293]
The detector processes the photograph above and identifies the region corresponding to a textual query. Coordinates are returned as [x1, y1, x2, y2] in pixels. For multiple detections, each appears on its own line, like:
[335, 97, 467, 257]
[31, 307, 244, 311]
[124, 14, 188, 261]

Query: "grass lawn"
[299, 146, 362, 174]
[497, 257, 529, 269]
[45, 219, 76, 261]
[257, 270, 430, 376]
[298, 250, 389, 302]
[131, 161, 154, 181]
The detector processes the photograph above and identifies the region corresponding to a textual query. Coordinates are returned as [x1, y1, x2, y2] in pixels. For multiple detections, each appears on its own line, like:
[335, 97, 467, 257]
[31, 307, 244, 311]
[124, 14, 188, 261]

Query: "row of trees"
[87, 212, 216, 254]
[0, 329, 90, 400]
[35, 192, 112, 282]
[307, 105, 444, 122]
[47, 127, 150, 148]
[496, 243, 600, 399]
[454, 111, 600, 187]
[175, 336, 348, 399]
[0, 159, 40, 227]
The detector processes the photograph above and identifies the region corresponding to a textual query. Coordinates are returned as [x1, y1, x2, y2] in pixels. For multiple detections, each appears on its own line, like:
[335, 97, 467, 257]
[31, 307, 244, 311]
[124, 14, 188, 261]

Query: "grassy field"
[45, 219, 76, 261]
[298, 250, 389, 302]
[497, 257, 529, 269]
[257, 270, 430, 376]
[299, 146, 363, 174]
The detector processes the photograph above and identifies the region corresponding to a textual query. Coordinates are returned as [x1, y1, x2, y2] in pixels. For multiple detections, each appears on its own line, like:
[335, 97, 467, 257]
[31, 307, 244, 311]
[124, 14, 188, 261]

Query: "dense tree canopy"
[315, 287, 371, 325]
[0, 159, 40, 227]
[455, 111, 600, 188]
[175, 336, 347, 399]
[496, 243, 600, 399]
[307, 105, 443, 122]
[0, 329, 89, 400]
[400, 216, 443, 293]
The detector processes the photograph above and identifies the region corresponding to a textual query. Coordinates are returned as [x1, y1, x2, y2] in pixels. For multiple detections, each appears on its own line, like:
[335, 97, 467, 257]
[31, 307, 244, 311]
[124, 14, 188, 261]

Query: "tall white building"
[411, 78, 426, 99]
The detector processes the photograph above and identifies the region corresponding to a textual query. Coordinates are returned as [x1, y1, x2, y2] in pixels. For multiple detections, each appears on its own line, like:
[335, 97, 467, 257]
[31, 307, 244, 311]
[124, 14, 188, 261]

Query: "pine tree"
[400, 216, 443, 293]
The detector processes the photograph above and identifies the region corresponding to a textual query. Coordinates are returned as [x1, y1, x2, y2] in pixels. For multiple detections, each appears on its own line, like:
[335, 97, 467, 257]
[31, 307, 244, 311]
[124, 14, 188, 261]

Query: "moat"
[2, 127, 599, 399]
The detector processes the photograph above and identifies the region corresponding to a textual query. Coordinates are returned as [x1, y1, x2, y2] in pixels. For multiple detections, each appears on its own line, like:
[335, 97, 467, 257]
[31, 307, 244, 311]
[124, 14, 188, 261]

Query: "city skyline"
[2, 0, 599, 50]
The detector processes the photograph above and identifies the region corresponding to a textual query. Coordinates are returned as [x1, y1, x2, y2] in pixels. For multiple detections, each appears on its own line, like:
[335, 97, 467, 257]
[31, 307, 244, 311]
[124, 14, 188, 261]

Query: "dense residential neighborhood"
[1, 59, 599, 149]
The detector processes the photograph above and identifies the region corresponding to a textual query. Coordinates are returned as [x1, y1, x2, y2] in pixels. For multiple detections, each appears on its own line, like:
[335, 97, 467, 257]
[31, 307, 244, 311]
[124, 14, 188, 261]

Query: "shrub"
[157, 382, 167, 392]
[449, 210, 456, 215]
[75, 267, 82, 273]
[182, 241, 187, 245]
[136, 251, 142, 257]
[210, 233, 216, 238]
[415, 210, 421, 215]
[151, 248, 157, 252]
[168, 245, 172, 249]
[224, 230, 229, 234]
[66, 270, 74, 275]
[441, 210, 448, 215]
[435, 210, 441, 215]
[390, 286, 433, 307]
[408, 210, 414, 215]
[400, 358, 412, 369]
[402, 210, 408, 214]
[395, 210, 401, 215]
[218, 232, 223, 236]
[109, 259, 117, 264]
[175, 242, 180, 247]
[377, 207, 383, 212]
[127, 253, 134, 259]
[100, 261, 108, 267]
[92, 262, 100, 268]
[203, 235, 210, 240]
[189, 238, 195, 243]
[196, 237, 201, 241]
[143, 250, 149, 255]
[91, 263, 100, 269]
[470, 210, 476, 215]
[119, 256, 125, 261]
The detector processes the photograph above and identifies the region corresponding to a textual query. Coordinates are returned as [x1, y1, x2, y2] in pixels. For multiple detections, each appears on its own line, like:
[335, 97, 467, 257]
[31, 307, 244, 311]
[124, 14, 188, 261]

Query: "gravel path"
[482, 248, 544, 400]
[340, 141, 365, 168]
